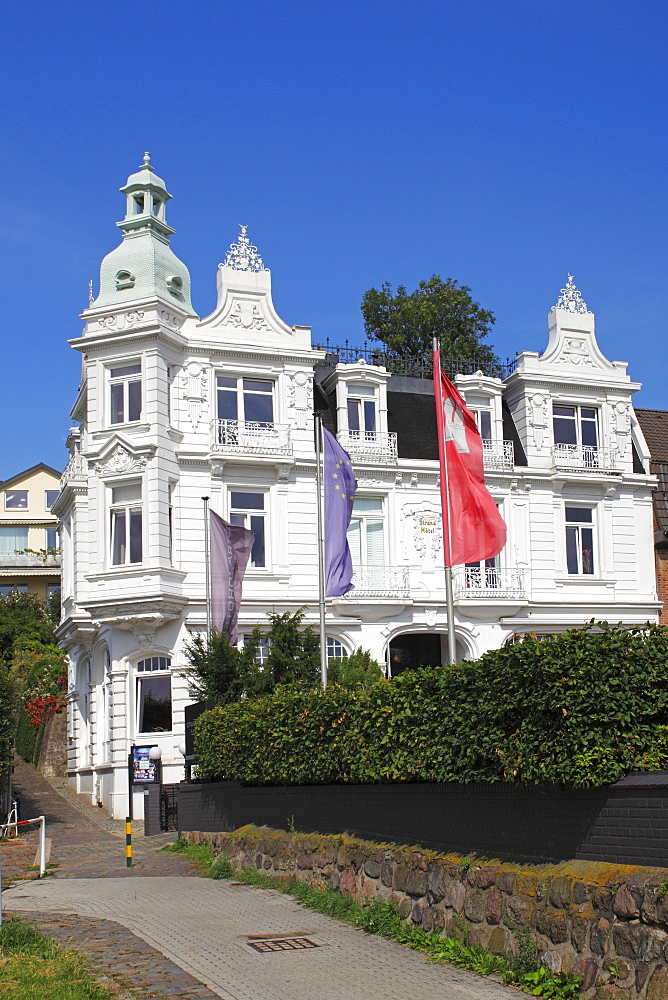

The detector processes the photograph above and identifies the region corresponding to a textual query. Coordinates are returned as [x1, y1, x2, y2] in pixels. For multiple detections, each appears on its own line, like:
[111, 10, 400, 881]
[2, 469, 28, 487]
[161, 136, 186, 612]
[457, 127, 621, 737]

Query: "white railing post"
[38, 815, 46, 877]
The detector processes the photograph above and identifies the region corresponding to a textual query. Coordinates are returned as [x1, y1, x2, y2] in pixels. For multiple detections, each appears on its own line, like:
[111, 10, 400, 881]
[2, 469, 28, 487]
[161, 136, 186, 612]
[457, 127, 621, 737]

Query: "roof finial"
[553, 273, 591, 314]
[88, 279, 94, 307]
[221, 224, 266, 272]
[142, 151, 154, 171]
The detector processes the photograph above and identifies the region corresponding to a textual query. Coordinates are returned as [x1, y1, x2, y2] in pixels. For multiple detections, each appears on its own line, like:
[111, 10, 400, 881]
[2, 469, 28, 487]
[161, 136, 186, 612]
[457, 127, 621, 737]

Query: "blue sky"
[1, 0, 666, 474]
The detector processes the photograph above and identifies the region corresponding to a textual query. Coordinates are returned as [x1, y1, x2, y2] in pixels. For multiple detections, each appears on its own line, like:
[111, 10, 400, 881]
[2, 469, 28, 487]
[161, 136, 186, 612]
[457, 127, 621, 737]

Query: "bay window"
[110, 482, 142, 565]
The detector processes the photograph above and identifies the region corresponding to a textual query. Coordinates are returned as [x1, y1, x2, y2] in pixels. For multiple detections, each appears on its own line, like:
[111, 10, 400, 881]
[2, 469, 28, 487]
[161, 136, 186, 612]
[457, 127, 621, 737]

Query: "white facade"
[56, 160, 658, 820]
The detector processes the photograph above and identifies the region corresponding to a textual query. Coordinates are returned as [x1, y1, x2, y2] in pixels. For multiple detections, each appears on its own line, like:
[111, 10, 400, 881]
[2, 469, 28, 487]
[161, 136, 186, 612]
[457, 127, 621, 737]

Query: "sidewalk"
[3, 762, 521, 1000]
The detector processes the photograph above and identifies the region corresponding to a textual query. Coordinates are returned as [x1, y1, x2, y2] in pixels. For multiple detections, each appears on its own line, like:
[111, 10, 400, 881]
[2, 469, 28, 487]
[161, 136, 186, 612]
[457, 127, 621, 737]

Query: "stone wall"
[184, 825, 668, 999]
[38, 709, 67, 778]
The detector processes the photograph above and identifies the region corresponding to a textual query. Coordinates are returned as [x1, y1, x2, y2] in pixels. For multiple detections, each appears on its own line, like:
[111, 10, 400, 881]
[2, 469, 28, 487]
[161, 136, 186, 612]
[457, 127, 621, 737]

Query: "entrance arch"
[388, 631, 469, 675]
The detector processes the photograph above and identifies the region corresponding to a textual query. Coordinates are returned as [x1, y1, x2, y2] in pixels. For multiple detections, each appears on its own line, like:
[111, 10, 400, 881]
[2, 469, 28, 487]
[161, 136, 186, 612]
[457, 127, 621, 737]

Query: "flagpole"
[202, 496, 211, 641]
[315, 412, 328, 689]
[433, 338, 458, 666]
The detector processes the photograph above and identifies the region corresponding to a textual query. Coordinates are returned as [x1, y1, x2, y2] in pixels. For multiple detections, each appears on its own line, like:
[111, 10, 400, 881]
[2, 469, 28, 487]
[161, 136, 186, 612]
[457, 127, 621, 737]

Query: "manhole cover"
[248, 937, 320, 953]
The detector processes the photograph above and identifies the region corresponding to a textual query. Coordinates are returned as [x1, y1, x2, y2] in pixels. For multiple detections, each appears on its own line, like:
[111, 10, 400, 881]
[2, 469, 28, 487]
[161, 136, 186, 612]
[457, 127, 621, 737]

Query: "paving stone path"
[3, 762, 522, 1000]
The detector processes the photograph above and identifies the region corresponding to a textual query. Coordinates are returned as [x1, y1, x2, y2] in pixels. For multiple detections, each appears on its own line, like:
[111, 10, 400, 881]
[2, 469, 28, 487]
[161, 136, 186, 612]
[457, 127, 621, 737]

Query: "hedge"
[194, 621, 668, 787]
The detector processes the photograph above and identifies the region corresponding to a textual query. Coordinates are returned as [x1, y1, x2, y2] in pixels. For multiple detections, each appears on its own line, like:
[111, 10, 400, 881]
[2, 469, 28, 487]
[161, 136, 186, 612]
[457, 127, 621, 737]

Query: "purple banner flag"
[324, 428, 357, 597]
[210, 510, 254, 644]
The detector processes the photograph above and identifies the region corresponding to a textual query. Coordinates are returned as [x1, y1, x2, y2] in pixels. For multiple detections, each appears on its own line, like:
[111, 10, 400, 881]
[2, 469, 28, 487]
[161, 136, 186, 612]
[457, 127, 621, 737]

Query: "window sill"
[554, 576, 616, 587]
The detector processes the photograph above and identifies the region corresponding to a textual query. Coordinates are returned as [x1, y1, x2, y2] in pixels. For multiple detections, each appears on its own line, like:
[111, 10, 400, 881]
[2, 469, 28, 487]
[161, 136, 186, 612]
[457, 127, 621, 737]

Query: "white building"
[56, 157, 658, 820]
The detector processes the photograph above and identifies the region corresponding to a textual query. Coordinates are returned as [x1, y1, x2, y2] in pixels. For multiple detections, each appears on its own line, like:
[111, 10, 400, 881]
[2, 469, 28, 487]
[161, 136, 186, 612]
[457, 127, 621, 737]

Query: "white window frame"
[0, 525, 29, 555]
[242, 634, 272, 664]
[326, 636, 348, 662]
[109, 361, 142, 426]
[228, 489, 268, 570]
[45, 490, 59, 510]
[553, 403, 599, 449]
[216, 375, 275, 426]
[135, 656, 173, 736]
[564, 504, 596, 576]
[347, 497, 385, 568]
[346, 382, 377, 435]
[109, 480, 143, 567]
[4, 490, 28, 510]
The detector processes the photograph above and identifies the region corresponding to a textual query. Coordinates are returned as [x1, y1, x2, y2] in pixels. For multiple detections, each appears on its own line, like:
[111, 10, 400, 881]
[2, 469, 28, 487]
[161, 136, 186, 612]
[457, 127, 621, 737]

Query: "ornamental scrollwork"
[552, 274, 591, 314]
[94, 446, 147, 477]
[220, 225, 266, 272]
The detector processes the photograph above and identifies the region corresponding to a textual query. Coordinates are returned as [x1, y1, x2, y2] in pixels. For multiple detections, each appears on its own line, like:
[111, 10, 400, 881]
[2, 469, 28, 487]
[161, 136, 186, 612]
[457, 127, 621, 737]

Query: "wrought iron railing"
[337, 429, 398, 463]
[454, 566, 526, 599]
[314, 341, 520, 380]
[210, 419, 292, 456]
[552, 444, 620, 473]
[482, 440, 515, 471]
[347, 565, 411, 599]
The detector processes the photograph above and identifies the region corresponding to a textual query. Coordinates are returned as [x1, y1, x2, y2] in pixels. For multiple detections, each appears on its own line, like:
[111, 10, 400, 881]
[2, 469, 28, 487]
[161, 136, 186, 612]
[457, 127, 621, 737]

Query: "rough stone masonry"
[184, 825, 668, 999]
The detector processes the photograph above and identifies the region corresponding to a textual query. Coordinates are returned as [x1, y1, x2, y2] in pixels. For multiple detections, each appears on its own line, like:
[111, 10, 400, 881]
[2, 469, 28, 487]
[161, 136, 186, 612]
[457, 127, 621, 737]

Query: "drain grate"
[248, 937, 320, 953]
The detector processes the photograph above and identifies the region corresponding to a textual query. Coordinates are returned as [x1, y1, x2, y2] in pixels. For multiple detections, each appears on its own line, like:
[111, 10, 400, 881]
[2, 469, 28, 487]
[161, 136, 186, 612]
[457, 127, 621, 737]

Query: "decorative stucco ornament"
[552, 274, 591, 314]
[95, 446, 147, 477]
[221, 225, 265, 272]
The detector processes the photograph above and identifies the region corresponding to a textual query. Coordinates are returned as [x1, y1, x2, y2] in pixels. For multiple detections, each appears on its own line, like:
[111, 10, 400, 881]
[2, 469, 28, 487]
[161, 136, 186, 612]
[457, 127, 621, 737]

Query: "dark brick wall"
[177, 775, 668, 867]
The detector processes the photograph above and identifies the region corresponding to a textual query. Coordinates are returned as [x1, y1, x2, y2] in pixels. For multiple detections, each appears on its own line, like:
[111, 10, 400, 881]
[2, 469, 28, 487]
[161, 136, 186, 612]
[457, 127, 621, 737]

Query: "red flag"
[433, 349, 507, 566]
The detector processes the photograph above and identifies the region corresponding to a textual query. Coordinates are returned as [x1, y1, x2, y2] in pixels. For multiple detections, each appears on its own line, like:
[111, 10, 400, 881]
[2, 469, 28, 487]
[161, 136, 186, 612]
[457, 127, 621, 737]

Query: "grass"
[165, 839, 584, 999]
[0, 918, 113, 999]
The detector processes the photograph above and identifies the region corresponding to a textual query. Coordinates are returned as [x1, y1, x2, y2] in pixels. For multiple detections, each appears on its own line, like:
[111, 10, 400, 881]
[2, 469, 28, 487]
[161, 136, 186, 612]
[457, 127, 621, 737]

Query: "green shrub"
[327, 648, 384, 689]
[195, 621, 668, 787]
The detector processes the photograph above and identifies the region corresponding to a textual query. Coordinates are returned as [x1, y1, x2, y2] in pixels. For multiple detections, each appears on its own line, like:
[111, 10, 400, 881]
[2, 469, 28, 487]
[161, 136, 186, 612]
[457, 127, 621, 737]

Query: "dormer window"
[347, 383, 376, 435]
[553, 405, 598, 448]
[166, 275, 183, 299]
[115, 270, 135, 291]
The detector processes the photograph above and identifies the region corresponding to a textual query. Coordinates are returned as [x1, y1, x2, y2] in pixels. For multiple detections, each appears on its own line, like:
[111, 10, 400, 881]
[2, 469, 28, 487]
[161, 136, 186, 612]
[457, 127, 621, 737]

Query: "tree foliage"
[0, 593, 55, 670]
[361, 275, 500, 371]
[328, 648, 384, 689]
[185, 609, 320, 705]
[195, 621, 668, 788]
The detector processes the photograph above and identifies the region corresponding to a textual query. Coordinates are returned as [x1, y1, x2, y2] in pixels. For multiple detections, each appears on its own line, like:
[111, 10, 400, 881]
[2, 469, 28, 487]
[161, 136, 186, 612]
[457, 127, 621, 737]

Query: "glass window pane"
[244, 392, 273, 424]
[347, 399, 360, 431]
[230, 514, 245, 527]
[243, 380, 272, 393]
[129, 509, 142, 563]
[581, 415, 598, 447]
[348, 383, 375, 397]
[217, 376, 236, 389]
[230, 492, 264, 510]
[553, 415, 577, 445]
[110, 383, 124, 424]
[112, 483, 141, 503]
[353, 498, 383, 513]
[553, 406, 576, 417]
[46, 491, 59, 509]
[581, 408, 596, 419]
[581, 528, 594, 574]
[347, 520, 361, 565]
[565, 507, 593, 523]
[5, 491, 28, 509]
[138, 675, 172, 732]
[111, 510, 126, 565]
[217, 388, 237, 420]
[0, 527, 28, 554]
[566, 526, 579, 574]
[366, 520, 384, 565]
[110, 364, 141, 377]
[363, 400, 376, 433]
[479, 411, 492, 440]
[46, 527, 58, 549]
[250, 514, 265, 567]
[128, 380, 142, 421]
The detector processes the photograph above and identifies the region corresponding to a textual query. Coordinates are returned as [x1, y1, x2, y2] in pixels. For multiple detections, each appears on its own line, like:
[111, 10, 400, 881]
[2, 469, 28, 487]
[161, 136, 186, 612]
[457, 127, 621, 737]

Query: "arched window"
[326, 637, 347, 662]
[136, 657, 172, 734]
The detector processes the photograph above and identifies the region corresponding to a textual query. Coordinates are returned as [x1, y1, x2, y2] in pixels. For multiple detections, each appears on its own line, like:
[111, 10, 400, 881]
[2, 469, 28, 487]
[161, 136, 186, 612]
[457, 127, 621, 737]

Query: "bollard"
[125, 816, 132, 867]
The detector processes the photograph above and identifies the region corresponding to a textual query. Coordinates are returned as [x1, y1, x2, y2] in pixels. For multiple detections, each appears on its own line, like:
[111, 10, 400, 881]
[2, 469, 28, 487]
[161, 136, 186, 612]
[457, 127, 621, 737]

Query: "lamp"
[177, 741, 186, 757]
[148, 746, 162, 761]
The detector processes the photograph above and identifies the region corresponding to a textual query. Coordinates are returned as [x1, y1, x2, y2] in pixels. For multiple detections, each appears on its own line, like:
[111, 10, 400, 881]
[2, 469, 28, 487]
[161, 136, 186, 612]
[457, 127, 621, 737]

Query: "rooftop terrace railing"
[314, 341, 520, 380]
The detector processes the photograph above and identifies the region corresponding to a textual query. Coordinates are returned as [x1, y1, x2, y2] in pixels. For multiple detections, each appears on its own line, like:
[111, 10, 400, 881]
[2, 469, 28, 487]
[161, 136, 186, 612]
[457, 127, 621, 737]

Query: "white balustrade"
[454, 566, 526, 599]
[60, 453, 87, 487]
[337, 430, 398, 464]
[211, 419, 292, 457]
[552, 444, 619, 473]
[482, 440, 514, 471]
[348, 565, 411, 599]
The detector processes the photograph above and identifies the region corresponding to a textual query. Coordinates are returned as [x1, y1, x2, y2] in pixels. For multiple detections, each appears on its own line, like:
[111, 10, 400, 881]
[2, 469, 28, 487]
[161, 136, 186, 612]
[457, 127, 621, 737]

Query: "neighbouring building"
[634, 408, 668, 625]
[55, 156, 659, 820]
[0, 464, 62, 603]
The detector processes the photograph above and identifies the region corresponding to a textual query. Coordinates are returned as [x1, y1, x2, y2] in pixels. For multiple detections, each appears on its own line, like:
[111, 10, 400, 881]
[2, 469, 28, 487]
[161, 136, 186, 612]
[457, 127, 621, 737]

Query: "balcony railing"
[210, 419, 292, 457]
[0, 552, 61, 568]
[454, 566, 526, 599]
[482, 440, 514, 471]
[552, 444, 620, 473]
[337, 429, 398, 464]
[347, 565, 411, 599]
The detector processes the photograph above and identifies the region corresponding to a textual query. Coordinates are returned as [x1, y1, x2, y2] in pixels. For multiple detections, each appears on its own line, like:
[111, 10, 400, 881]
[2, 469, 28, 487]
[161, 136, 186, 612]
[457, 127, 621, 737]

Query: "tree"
[361, 275, 501, 371]
[263, 610, 320, 687]
[328, 648, 384, 689]
[0, 593, 55, 669]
